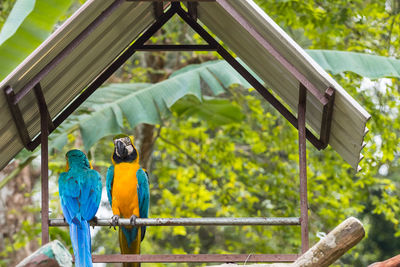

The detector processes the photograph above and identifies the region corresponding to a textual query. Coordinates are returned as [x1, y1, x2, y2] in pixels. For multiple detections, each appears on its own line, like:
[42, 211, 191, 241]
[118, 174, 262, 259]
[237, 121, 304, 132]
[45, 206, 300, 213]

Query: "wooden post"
[298, 83, 309, 253]
[34, 83, 50, 244]
[293, 217, 365, 267]
[207, 217, 365, 267]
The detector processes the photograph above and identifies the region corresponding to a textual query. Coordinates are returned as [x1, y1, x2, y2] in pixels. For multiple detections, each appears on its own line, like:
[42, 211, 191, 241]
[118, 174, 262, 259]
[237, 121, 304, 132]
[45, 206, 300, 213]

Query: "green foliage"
[255, 0, 399, 54]
[172, 96, 245, 128]
[0, 0, 75, 80]
[52, 60, 250, 152]
[0, 0, 16, 29]
[307, 50, 400, 79]
[253, 1, 400, 265]
[148, 89, 302, 257]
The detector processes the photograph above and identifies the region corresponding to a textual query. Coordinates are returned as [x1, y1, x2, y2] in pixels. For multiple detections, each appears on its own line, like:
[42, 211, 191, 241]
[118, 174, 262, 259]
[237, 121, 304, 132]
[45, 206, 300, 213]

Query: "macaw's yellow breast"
[112, 162, 140, 218]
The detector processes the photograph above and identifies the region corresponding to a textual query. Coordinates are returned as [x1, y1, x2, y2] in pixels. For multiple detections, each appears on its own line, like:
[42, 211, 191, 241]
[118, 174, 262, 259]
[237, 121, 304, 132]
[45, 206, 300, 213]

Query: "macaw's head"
[65, 149, 90, 170]
[112, 134, 138, 164]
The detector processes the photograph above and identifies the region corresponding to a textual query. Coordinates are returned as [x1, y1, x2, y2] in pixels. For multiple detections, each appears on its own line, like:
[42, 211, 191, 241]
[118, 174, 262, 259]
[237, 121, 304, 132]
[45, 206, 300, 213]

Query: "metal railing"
[49, 217, 301, 227]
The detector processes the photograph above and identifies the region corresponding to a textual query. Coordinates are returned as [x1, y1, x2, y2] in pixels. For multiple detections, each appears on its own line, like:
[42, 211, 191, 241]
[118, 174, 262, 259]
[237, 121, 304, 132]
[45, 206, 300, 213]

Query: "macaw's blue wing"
[58, 172, 81, 224]
[80, 169, 102, 221]
[60, 199, 74, 224]
[137, 168, 149, 218]
[106, 165, 114, 207]
[137, 168, 150, 241]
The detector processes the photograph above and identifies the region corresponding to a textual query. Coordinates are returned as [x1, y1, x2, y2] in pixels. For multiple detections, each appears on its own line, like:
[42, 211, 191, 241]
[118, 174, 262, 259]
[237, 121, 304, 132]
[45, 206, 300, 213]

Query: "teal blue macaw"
[106, 135, 150, 267]
[59, 149, 102, 267]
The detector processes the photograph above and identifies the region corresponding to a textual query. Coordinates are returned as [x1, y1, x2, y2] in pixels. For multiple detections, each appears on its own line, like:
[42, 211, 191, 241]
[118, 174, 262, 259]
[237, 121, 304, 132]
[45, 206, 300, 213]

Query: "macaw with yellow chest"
[106, 135, 149, 267]
[58, 149, 102, 267]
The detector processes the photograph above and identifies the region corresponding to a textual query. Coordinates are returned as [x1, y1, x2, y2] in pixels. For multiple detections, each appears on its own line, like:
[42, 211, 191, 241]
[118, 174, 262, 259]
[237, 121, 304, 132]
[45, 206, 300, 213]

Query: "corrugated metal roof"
[0, 0, 370, 170]
[197, 0, 370, 169]
[0, 0, 155, 169]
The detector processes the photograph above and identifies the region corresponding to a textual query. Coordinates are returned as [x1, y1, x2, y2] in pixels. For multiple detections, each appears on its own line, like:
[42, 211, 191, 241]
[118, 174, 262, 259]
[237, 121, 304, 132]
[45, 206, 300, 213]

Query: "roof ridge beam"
[132, 44, 217, 51]
[127, 0, 215, 1]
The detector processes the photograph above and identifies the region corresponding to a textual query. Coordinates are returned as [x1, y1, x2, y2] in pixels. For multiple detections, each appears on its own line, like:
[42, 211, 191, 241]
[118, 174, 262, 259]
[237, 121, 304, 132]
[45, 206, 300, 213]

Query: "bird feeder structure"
[0, 0, 370, 264]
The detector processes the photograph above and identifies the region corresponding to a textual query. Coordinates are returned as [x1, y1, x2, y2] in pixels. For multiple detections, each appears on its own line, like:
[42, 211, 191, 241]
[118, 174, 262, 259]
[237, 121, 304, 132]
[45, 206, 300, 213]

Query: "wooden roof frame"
[4, 1, 334, 154]
[0, 0, 370, 264]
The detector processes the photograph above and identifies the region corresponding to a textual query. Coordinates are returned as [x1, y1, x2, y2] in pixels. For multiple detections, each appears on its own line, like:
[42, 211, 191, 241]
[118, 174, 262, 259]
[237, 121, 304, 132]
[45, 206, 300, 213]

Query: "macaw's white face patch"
[126, 145, 134, 155]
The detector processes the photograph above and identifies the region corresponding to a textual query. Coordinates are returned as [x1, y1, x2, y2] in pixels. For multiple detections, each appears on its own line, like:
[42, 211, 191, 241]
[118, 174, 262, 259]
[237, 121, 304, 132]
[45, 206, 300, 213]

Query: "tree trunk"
[137, 123, 156, 171]
[135, 39, 166, 170]
[293, 217, 365, 267]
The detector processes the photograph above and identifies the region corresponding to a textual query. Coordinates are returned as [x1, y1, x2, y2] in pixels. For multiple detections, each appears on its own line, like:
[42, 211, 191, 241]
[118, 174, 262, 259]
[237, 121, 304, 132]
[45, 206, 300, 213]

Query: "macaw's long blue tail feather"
[70, 220, 92, 267]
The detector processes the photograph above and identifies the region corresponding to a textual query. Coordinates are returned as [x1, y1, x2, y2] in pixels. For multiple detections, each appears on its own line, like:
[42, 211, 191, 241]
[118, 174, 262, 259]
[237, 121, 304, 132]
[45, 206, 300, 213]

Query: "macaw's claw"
[111, 215, 120, 230]
[90, 216, 98, 229]
[130, 215, 137, 226]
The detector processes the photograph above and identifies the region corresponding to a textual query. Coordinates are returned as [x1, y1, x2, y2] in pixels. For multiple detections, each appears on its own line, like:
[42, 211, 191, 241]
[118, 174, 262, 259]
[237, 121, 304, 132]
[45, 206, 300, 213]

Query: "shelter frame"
[3, 1, 335, 264]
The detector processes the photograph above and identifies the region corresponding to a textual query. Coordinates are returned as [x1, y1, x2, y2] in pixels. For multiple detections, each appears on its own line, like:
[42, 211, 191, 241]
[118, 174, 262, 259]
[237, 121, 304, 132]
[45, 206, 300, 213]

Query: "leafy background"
[1, 0, 400, 266]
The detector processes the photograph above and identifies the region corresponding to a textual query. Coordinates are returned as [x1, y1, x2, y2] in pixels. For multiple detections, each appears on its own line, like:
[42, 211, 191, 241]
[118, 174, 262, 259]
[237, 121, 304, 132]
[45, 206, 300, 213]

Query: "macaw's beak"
[115, 140, 128, 159]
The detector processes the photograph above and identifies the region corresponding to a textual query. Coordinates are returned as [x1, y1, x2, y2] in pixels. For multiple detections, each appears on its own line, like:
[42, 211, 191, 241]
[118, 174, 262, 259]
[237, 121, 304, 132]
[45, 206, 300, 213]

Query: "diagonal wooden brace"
[319, 87, 335, 148]
[3, 86, 34, 150]
[33, 83, 55, 133]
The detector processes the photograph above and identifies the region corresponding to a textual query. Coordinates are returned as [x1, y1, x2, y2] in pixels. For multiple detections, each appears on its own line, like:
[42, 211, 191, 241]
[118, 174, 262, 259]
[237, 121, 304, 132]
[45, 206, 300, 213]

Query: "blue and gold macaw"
[59, 149, 102, 267]
[106, 135, 149, 267]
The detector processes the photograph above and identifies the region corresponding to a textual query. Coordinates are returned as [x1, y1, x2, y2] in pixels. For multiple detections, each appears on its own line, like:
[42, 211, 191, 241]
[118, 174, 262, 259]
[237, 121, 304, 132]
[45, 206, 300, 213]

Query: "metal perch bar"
[49, 217, 300, 227]
[92, 254, 298, 263]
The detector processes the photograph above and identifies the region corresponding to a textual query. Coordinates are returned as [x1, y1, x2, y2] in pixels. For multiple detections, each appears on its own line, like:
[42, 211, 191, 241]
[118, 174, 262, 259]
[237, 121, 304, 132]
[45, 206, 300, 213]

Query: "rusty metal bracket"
[187, 2, 198, 20]
[3, 86, 34, 150]
[153, 1, 164, 18]
[319, 87, 335, 148]
[33, 83, 55, 132]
